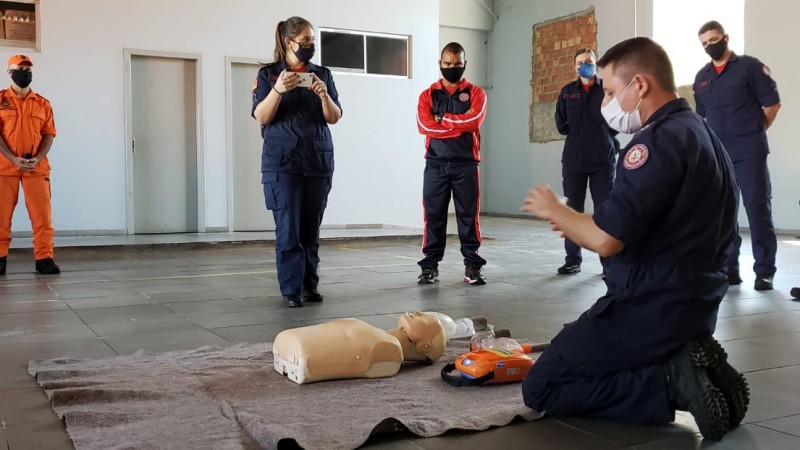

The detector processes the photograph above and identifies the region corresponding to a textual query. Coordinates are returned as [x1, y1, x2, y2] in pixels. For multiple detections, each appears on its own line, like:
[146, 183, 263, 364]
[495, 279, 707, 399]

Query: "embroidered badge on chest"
[623, 144, 649, 170]
[459, 93, 470, 102]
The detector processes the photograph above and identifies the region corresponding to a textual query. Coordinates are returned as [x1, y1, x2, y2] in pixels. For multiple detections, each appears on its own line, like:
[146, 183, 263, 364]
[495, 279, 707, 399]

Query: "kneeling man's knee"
[521, 364, 550, 411]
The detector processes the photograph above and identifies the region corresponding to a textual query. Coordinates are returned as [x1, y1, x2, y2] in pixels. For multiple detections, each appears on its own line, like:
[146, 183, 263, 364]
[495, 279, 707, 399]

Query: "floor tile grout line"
[751, 423, 800, 438]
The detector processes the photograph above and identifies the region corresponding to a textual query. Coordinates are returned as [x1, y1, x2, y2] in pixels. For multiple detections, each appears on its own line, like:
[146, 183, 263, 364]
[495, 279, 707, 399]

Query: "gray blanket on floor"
[28, 343, 541, 450]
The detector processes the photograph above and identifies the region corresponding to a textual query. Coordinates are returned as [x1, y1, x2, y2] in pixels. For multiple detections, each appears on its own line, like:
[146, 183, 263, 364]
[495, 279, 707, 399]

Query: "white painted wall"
[744, 0, 800, 231]
[483, 0, 641, 216]
[6, 0, 440, 233]
[440, 0, 495, 31]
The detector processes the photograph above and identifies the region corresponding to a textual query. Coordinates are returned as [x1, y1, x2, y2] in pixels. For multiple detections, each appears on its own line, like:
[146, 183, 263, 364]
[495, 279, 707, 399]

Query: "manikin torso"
[273, 312, 446, 384]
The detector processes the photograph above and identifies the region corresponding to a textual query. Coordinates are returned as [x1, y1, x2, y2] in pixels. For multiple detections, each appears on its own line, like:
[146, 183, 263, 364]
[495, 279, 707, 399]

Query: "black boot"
[302, 289, 323, 303]
[0, 255, 6, 275]
[283, 295, 302, 308]
[35, 258, 60, 274]
[693, 336, 750, 429]
[666, 342, 730, 440]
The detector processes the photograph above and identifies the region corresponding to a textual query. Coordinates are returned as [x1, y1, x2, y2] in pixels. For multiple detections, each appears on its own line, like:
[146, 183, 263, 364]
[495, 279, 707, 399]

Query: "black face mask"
[10, 69, 32, 88]
[705, 39, 728, 61]
[440, 66, 465, 84]
[292, 41, 315, 63]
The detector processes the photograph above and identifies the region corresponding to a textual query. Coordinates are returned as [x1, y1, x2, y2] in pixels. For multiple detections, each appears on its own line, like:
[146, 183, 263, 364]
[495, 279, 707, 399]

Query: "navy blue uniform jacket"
[694, 53, 779, 162]
[586, 99, 739, 346]
[252, 61, 342, 178]
[555, 78, 617, 173]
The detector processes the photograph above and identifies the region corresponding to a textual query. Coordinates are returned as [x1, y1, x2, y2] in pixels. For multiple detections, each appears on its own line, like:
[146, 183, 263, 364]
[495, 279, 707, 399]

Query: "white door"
[231, 62, 275, 231]
[131, 55, 198, 233]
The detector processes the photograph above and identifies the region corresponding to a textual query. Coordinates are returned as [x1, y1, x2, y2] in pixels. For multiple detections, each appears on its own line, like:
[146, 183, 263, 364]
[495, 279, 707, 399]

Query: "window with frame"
[0, 0, 38, 50]
[319, 28, 409, 78]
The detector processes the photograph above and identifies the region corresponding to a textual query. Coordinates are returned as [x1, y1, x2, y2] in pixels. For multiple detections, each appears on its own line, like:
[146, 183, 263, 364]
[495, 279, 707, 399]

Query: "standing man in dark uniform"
[416, 42, 488, 285]
[521, 38, 748, 441]
[554, 48, 617, 275]
[694, 20, 781, 291]
[252, 17, 342, 308]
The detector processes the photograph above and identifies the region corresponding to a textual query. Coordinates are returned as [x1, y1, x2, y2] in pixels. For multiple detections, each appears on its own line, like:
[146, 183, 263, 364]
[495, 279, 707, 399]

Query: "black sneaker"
[754, 276, 773, 291]
[727, 270, 742, 285]
[283, 295, 303, 308]
[464, 266, 486, 285]
[0, 255, 6, 275]
[303, 289, 323, 302]
[557, 263, 581, 275]
[693, 336, 750, 429]
[35, 258, 60, 274]
[666, 342, 730, 440]
[418, 267, 439, 284]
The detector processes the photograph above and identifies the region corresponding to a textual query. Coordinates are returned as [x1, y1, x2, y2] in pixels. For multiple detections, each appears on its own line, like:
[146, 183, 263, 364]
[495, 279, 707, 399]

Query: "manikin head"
[390, 311, 446, 362]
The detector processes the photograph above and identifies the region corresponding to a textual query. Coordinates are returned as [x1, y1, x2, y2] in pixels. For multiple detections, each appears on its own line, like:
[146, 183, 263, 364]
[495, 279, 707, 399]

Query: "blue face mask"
[578, 63, 596, 79]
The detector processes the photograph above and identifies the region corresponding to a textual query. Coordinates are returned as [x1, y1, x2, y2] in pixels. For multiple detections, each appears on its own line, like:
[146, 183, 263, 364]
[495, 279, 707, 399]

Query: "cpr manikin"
[273, 311, 447, 384]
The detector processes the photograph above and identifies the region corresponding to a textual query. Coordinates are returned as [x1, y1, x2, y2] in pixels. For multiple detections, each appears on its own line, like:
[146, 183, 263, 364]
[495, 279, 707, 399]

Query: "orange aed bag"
[441, 348, 535, 386]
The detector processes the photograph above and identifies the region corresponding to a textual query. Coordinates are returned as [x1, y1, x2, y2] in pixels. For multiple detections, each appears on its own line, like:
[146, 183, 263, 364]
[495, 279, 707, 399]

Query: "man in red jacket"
[416, 42, 488, 285]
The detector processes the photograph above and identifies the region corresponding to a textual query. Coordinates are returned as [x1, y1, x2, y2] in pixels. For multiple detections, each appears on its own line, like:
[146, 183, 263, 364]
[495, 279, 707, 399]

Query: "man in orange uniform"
[0, 55, 59, 275]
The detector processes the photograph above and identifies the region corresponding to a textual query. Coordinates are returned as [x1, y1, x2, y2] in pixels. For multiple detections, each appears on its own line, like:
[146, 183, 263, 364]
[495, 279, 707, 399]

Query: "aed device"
[441, 348, 535, 386]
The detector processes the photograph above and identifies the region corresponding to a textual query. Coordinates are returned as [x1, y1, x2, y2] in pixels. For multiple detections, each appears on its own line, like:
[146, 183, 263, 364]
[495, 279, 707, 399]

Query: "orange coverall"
[0, 87, 57, 260]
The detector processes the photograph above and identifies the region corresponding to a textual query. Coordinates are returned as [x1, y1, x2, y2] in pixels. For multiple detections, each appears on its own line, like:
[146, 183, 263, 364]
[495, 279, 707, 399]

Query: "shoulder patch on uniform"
[623, 144, 649, 170]
[763, 64, 771, 77]
[459, 92, 470, 102]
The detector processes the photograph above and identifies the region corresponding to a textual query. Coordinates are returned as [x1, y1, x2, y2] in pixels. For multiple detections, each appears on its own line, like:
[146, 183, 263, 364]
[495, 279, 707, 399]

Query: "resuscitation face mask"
[705, 38, 728, 61]
[577, 63, 596, 79]
[291, 40, 315, 63]
[440, 66, 465, 84]
[10, 69, 32, 88]
[601, 78, 644, 134]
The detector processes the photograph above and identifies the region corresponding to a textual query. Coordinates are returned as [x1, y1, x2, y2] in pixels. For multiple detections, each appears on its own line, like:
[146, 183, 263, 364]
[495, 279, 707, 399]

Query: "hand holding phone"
[295, 72, 313, 88]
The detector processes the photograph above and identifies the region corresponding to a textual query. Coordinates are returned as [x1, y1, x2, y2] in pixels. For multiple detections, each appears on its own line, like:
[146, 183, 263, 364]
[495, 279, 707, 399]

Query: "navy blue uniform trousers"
[263, 172, 332, 296]
[728, 155, 777, 277]
[419, 163, 486, 269]
[522, 271, 726, 424]
[562, 170, 613, 268]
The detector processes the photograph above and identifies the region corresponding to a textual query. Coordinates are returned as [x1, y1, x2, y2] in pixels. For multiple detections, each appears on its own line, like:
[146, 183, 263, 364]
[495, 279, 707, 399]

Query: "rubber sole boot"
[692, 336, 750, 429]
[667, 343, 730, 441]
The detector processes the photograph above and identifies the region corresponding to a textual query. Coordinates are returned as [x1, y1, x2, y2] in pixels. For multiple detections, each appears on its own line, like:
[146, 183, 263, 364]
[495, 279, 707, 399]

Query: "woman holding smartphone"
[252, 16, 342, 308]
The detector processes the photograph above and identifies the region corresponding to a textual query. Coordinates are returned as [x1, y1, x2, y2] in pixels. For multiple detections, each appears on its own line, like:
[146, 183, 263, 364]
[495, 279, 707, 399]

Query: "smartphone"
[295, 72, 313, 88]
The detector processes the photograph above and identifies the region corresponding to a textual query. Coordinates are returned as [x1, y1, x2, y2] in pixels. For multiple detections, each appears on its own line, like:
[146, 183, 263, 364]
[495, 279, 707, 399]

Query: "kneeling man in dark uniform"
[521, 37, 748, 441]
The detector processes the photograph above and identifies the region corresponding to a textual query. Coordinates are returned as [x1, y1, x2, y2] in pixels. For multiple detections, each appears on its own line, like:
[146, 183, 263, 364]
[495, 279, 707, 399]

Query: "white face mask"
[601, 78, 643, 134]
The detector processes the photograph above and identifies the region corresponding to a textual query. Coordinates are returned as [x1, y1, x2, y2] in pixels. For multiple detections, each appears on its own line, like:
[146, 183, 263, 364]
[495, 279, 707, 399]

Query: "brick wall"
[529, 8, 598, 143]
[532, 9, 597, 103]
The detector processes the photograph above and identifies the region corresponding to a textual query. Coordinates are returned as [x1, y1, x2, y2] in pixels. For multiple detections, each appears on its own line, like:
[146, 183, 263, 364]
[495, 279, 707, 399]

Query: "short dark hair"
[573, 48, 596, 62]
[698, 20, 725, 36]
[441, 42, 465, 59]
[597, 37, 676, 92]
